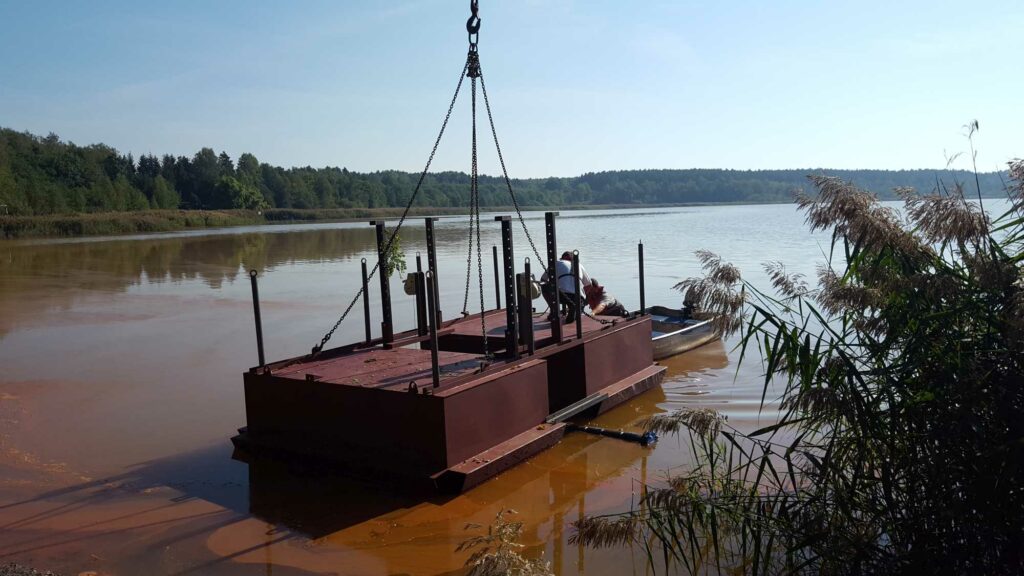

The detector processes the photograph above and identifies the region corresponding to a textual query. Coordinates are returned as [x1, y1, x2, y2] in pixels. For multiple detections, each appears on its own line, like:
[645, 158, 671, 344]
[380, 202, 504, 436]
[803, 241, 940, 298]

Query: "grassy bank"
[0, 210, 262, 239]
[0, 203, 743, 239]
[0, 208, 456, 239]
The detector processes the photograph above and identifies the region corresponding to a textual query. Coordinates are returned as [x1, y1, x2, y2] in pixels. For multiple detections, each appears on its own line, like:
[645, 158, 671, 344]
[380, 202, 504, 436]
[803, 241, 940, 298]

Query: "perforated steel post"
[495, 216, 519, 358]
[370, 221, 394, 343]
[424, 217, 441, 324]
[544, 212, 562, 342]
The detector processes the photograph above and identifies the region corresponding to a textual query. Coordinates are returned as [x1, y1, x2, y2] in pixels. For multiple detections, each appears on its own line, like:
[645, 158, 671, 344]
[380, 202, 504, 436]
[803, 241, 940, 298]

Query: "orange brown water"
[0, 206, 817, 575]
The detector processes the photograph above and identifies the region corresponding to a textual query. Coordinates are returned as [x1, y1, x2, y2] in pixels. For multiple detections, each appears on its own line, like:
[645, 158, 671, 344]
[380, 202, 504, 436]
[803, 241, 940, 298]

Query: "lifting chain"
[471, 76, 489, 358]
[311, 61, 470, 357]
[313, 0, 539, 360]
[479, 71, 544, 265]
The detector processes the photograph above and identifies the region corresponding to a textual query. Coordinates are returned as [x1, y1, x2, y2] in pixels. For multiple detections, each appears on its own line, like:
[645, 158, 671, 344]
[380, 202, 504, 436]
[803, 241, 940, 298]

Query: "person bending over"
[585, 278, 628, 317]
[540, 251, 590, 323]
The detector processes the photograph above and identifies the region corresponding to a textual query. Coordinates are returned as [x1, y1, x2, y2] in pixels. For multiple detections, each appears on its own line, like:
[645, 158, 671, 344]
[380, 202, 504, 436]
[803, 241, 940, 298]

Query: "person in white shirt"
[540, 251, 590, 323]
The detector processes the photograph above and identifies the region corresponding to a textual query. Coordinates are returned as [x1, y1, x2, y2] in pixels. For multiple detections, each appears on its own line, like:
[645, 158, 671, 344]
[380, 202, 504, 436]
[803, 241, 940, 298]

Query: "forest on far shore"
[0, 127, 1010, 216]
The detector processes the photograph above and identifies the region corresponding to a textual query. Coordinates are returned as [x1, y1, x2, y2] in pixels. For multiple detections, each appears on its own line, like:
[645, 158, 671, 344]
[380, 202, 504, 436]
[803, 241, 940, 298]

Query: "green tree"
[191, 148, 221, 207]
[216, 176, 267, 210]
[151, 175, 180, 209]
[237, 153, 261, 186]
[218, 151, 235, 176]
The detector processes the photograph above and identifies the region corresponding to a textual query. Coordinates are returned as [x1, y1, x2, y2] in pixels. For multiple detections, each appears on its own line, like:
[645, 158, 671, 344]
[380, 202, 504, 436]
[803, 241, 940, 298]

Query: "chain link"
[311, 61, 470, 357]
[470, 76, 489, 357]
[460, 179, 475, 315]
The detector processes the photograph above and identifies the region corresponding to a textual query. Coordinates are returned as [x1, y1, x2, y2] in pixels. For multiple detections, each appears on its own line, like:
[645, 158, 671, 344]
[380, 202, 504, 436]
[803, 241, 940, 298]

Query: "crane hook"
[466, 0, 481, 47]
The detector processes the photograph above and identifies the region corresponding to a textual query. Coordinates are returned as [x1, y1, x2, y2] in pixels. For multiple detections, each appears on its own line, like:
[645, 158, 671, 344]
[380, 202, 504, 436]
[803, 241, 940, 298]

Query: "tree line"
[0, 127, 1009, 216]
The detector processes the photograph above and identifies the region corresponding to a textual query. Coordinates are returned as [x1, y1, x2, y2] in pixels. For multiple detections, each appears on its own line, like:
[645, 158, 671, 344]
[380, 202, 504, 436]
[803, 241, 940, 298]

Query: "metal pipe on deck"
[492, 245, 501, 310]
[361, 258, 372, 343]
[638, 240, 646, 315]
[248, 269, 266, 367]
[572, 251, 582, 339]
[424, 218, 441, 324]
[370, 221, 394, 343]
[426, 271, 441, 388]
[495, 216, 519, 359]
[544, 212, 562, 342]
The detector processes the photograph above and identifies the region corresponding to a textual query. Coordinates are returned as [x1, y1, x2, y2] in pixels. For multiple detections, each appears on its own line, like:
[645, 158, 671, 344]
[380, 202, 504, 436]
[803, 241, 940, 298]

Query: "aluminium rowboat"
[648, 305, 721, 360]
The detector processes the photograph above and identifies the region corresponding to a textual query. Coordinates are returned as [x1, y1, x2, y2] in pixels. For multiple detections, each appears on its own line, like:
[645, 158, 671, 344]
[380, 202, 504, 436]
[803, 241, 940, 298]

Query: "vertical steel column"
[544, 212, 562, 342]
[248, 269, 265, 367]
[492, 245, 501, 310]
[495, 216, 519, 359]
[572, 251, 583, 339]
[361, 258, 372, 343]
[424, 217, 441, 324]
[518, 258, 535, 355]
[426, 271, 441, 388]
[414, 272, 428, 336]
[413, 251, 423, 326]
[370, 221, 394, 343]
[638, 240, 646, 315]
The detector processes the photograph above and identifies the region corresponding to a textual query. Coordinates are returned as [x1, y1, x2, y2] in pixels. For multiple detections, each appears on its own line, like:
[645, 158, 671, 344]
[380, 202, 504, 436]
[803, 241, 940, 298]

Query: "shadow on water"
[233, 450, 456, 540]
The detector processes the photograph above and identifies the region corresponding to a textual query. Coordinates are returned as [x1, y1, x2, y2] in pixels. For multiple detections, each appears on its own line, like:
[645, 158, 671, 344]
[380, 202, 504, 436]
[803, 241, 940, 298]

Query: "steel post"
[370, 221, 394, 343]
[492, 245, 501, 310]
[638, 240, 646, 315]
[248, 269, 266, 367]
[413, 252, 422, 325]
[495, 216, 519, 359]
[572, 252, 583, 339]
[361, 258, 372, 343]
[426, 271, 441, 388]
[424, 217, 441, 324]
[519, 259, 535, 354]
[544, 211, 562, 342]
[414, 271, 428, 336]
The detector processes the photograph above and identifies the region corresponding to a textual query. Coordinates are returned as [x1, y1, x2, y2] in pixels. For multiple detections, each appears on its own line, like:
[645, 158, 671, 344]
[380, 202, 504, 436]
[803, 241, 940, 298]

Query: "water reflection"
[1, 228, 379, 288]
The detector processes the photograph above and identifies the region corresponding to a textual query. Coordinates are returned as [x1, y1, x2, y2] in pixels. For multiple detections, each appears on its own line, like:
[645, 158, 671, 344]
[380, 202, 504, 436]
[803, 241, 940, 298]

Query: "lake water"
[0, 202, 921, 575]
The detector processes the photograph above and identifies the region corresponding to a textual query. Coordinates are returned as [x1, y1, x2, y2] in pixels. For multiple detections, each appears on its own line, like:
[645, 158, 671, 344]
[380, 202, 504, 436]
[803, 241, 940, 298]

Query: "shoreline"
[0, 201, 788, 240]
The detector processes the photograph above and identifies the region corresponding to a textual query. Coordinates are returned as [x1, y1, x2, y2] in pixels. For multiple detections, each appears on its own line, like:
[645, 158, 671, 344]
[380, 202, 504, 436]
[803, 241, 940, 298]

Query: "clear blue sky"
[1, 0, 1020, 177]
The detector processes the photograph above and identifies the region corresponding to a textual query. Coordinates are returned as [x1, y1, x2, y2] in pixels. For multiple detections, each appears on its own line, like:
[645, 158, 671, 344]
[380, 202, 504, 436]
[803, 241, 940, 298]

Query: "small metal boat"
[648, 305, 721, 360]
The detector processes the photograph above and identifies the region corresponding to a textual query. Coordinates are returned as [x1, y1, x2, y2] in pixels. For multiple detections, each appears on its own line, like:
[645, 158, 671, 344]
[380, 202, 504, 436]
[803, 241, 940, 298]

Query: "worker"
[540, 251, 590, 323]
[584, 278, 628, 317]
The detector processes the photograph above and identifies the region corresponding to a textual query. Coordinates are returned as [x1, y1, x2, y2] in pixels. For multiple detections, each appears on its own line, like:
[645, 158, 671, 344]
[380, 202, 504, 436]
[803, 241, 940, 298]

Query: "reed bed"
[572, 157, 1024, 574]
